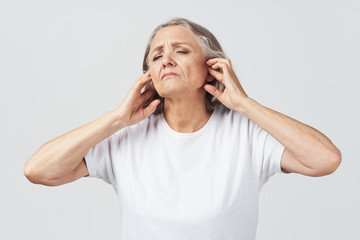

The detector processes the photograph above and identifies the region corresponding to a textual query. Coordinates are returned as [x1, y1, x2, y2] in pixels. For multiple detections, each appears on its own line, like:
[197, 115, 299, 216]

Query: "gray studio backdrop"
[1, 0, 359, 239]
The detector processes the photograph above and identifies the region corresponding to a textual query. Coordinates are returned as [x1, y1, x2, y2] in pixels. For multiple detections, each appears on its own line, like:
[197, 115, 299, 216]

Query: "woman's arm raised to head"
[205, 58, 341, 177]
[24, 111, 127, 186]
[24, 70, 160, 186]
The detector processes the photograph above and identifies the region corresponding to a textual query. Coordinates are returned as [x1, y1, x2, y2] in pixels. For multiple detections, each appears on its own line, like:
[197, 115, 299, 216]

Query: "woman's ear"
[206, 73, 215, 82]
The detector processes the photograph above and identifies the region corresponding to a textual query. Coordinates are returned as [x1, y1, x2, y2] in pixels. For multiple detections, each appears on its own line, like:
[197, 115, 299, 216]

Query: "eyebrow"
[150, 41, 192, 55]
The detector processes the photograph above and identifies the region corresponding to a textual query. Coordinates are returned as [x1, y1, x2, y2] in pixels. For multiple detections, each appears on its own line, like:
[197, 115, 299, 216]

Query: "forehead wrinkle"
[150, 41, 192, 55]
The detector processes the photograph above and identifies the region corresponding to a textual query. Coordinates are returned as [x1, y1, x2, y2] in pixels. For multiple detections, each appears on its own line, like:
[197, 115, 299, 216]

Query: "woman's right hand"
[113, 70, 160, 127]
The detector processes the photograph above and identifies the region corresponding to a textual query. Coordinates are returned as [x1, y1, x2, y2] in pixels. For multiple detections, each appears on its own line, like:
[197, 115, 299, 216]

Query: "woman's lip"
[162, 73, 178, 79]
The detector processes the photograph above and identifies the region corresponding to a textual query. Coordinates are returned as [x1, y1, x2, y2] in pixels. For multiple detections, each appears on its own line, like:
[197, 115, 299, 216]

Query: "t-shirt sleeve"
[84, 130, 123, 186]
[250, 119, 286, 185]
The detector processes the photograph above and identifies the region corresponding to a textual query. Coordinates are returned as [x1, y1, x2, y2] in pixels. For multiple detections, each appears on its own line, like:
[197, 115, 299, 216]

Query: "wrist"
[235, 97, 255, 119]
[107, 110, 128, 131]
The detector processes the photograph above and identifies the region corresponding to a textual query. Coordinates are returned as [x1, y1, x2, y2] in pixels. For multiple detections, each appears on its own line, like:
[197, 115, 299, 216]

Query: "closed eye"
[152, 51, 189, 61]
[153, 55, 162, 61]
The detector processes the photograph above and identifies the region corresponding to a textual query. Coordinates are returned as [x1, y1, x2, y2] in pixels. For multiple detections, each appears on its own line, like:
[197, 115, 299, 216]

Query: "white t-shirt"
[84, 104, 286, 240]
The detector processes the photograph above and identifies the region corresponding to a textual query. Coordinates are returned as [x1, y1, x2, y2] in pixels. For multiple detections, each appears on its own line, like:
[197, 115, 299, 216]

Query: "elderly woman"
[24, 17, 341, 239]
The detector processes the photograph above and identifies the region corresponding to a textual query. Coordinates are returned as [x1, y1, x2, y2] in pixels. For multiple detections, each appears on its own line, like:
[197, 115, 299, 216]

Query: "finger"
[204, 84, 223, 101]
[142, 99, 161, 118]
[208, 67, 224, 82]
[206, 58, 220, 65]
[206, 58, 232, 68]
[136, 70, 152, 84]
[206, 58, 219, 66]
[211, 61, 229, 72]
[140, 85, 156, 101]
[134, 76, 152, 92]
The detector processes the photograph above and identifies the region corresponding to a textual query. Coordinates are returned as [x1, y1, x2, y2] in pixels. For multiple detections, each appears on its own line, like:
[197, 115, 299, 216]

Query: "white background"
[1, 0, 359, 239]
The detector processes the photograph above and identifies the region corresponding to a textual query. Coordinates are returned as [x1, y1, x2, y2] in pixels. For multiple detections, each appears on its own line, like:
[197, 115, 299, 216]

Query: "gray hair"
[142, 17, 228, 115]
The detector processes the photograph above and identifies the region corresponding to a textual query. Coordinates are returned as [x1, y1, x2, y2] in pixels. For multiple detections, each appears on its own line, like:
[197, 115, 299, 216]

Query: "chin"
[157, 87, 187, 98]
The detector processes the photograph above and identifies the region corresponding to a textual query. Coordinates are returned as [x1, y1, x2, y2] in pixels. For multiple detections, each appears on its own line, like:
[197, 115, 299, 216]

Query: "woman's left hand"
[204, 58, 249, 112]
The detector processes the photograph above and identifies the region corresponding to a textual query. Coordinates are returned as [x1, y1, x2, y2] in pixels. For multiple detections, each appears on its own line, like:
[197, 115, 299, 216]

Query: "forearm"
[238, 97, 341, 170]
[24, 111, 126, 182]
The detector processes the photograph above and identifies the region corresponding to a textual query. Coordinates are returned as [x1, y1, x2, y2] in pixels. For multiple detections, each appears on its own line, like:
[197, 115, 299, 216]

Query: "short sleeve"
[84, 130, 123, 186]
[250, 120, 286, 185]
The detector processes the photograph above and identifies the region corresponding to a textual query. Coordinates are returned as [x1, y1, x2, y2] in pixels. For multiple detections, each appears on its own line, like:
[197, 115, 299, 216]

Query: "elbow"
[313, 148, 342, 177]
[24, 162, 40, 184]
[24, 160, 47, 185]
[328, 147, 342, 174]
[24, 147, 47, 184]
[24, 160, 59, 186]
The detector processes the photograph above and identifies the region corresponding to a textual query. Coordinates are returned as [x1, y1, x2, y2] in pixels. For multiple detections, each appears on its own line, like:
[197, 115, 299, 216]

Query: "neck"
[163, 93, 213, 133]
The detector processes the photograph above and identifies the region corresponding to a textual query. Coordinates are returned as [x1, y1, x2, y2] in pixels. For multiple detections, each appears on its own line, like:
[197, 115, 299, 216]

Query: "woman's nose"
[162, 52, 176, 68]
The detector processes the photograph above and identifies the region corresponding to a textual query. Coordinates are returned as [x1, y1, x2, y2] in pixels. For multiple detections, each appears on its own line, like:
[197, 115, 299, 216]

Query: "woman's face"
[148, 25, 210, 98]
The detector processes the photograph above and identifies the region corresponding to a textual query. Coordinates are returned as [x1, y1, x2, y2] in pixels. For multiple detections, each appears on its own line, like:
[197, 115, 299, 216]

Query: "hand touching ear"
[114, 70, 160, 127]
[204, 58, 249, 112]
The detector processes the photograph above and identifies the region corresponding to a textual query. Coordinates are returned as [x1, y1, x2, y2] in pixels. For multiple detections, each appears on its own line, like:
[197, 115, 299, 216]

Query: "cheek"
[149, 66, 157, 80]
[193, 59, 208, 79]
[182, 60, 207, 85]
[149, 66, 160, 88]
